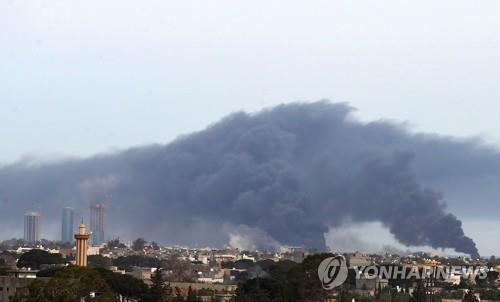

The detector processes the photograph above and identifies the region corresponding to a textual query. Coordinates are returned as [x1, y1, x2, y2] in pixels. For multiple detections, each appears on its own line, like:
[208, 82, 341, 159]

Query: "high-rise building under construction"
[90, 203, 105, 246]
[24, 211, 41, 243]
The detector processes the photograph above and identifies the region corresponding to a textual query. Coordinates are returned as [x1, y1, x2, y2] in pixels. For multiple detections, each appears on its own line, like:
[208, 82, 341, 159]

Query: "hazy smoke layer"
[1, 101, 499, 257]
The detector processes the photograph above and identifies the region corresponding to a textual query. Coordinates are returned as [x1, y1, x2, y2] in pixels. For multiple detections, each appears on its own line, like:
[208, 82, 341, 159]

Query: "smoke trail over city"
[1, 101, 499, 257]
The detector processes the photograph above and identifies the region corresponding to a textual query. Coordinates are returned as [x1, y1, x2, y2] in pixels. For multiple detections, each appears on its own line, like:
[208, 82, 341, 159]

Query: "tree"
[112, 255, 161, 271]
[286, 253, 334, 301]
[96, 268, 148, 302]
[486, 270, 500, 285]
[186, 286, 197, 302]
[487, 255, 498, 267]
[36, 267, 64, 277]
[107, 238, 126, 249]
[144, 267, 173, 302]
[263, 260, 297, 283]
[463, 289, 480, 302]
[88, 255, 112, 269]
[0, 258, 7, 276]
[132, 238, 147, 251]
[236, 277, 285, 302]
[151, 241, 160, 250]
[12, 266, 114, 302]
[173, 286, 184, 301]
[458, 278, 471, 289]
[17, 249, 65, 269]
[163, 257, 194, 282]
[0, 251, 17, 267]
[410, 280, 427, 302]
[234, 253, 335, 302]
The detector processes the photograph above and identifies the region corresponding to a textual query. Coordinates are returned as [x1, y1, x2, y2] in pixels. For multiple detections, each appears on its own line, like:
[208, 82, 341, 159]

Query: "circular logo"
[317, 255, 348, 290]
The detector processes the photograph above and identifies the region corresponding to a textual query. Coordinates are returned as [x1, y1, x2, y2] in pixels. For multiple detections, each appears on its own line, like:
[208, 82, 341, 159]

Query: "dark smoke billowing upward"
[1, 101, 499, 257]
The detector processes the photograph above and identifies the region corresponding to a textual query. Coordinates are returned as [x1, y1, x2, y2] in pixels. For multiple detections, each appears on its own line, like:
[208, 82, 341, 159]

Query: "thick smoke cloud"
[1, 101, 499, 257]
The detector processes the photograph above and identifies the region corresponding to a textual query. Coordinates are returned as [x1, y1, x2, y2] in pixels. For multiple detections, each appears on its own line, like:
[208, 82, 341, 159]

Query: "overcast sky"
[1, 0, 499, 164]
[1, 0, 499, 254]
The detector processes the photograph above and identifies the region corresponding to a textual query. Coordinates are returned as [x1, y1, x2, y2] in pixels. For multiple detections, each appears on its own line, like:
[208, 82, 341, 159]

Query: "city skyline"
[0, 1, 498, 301]
[1, 0, 498, 257]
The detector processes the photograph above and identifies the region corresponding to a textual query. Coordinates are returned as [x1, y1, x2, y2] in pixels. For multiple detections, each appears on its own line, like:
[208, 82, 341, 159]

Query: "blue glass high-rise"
[61, 207, 75, 243]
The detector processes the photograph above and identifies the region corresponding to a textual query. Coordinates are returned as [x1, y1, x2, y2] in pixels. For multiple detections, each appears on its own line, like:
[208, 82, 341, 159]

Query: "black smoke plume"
[1, 101, 498, 257]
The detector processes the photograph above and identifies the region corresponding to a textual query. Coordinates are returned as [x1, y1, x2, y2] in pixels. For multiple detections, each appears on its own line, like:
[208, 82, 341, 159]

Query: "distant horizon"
[2, 235, 495, 259]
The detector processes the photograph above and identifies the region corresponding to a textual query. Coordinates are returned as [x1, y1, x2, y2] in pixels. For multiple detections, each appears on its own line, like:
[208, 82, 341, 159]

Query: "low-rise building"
[0, 273, 48, 302]
[348, 252, 371, 267]
[131, 267, 157, 281]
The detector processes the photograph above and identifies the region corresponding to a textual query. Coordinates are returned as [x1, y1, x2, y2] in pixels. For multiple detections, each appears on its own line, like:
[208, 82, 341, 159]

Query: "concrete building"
[90, 203, 105, 246]
[61, 207, 74, 243]
[348, 252, 371, 267]
[75, 221, 90, 267]
[0, 276, 38, 302]
[0, 270, 48, 302]
[23, 212, 41, 244]
[167, 282, 237, 301]
[131, 267, 157, 281]
[355, 276, 389, 292]
[87, 246, 100, 256]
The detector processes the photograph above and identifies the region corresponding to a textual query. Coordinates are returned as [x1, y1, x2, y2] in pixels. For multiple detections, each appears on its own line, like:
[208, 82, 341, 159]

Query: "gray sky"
[1, 0, 499, 164]
[1, 0, 499, 254]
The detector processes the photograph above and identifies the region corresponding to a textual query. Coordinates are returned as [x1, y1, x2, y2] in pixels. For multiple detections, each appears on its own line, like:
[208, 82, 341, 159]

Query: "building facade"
[23, 212, 40, 244]
[0, 276, 47, 302]
[61, 207, 74, 243]
[90, 203, 105, 246]
[75, 221, 90, 267]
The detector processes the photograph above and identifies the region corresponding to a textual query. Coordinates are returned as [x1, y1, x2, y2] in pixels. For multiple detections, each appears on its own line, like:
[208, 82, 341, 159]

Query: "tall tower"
[61, 207, 75, 243]
[24, 212, 41, 244]
[74, 220, 90, 267]
[90, 203, 105, 246]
